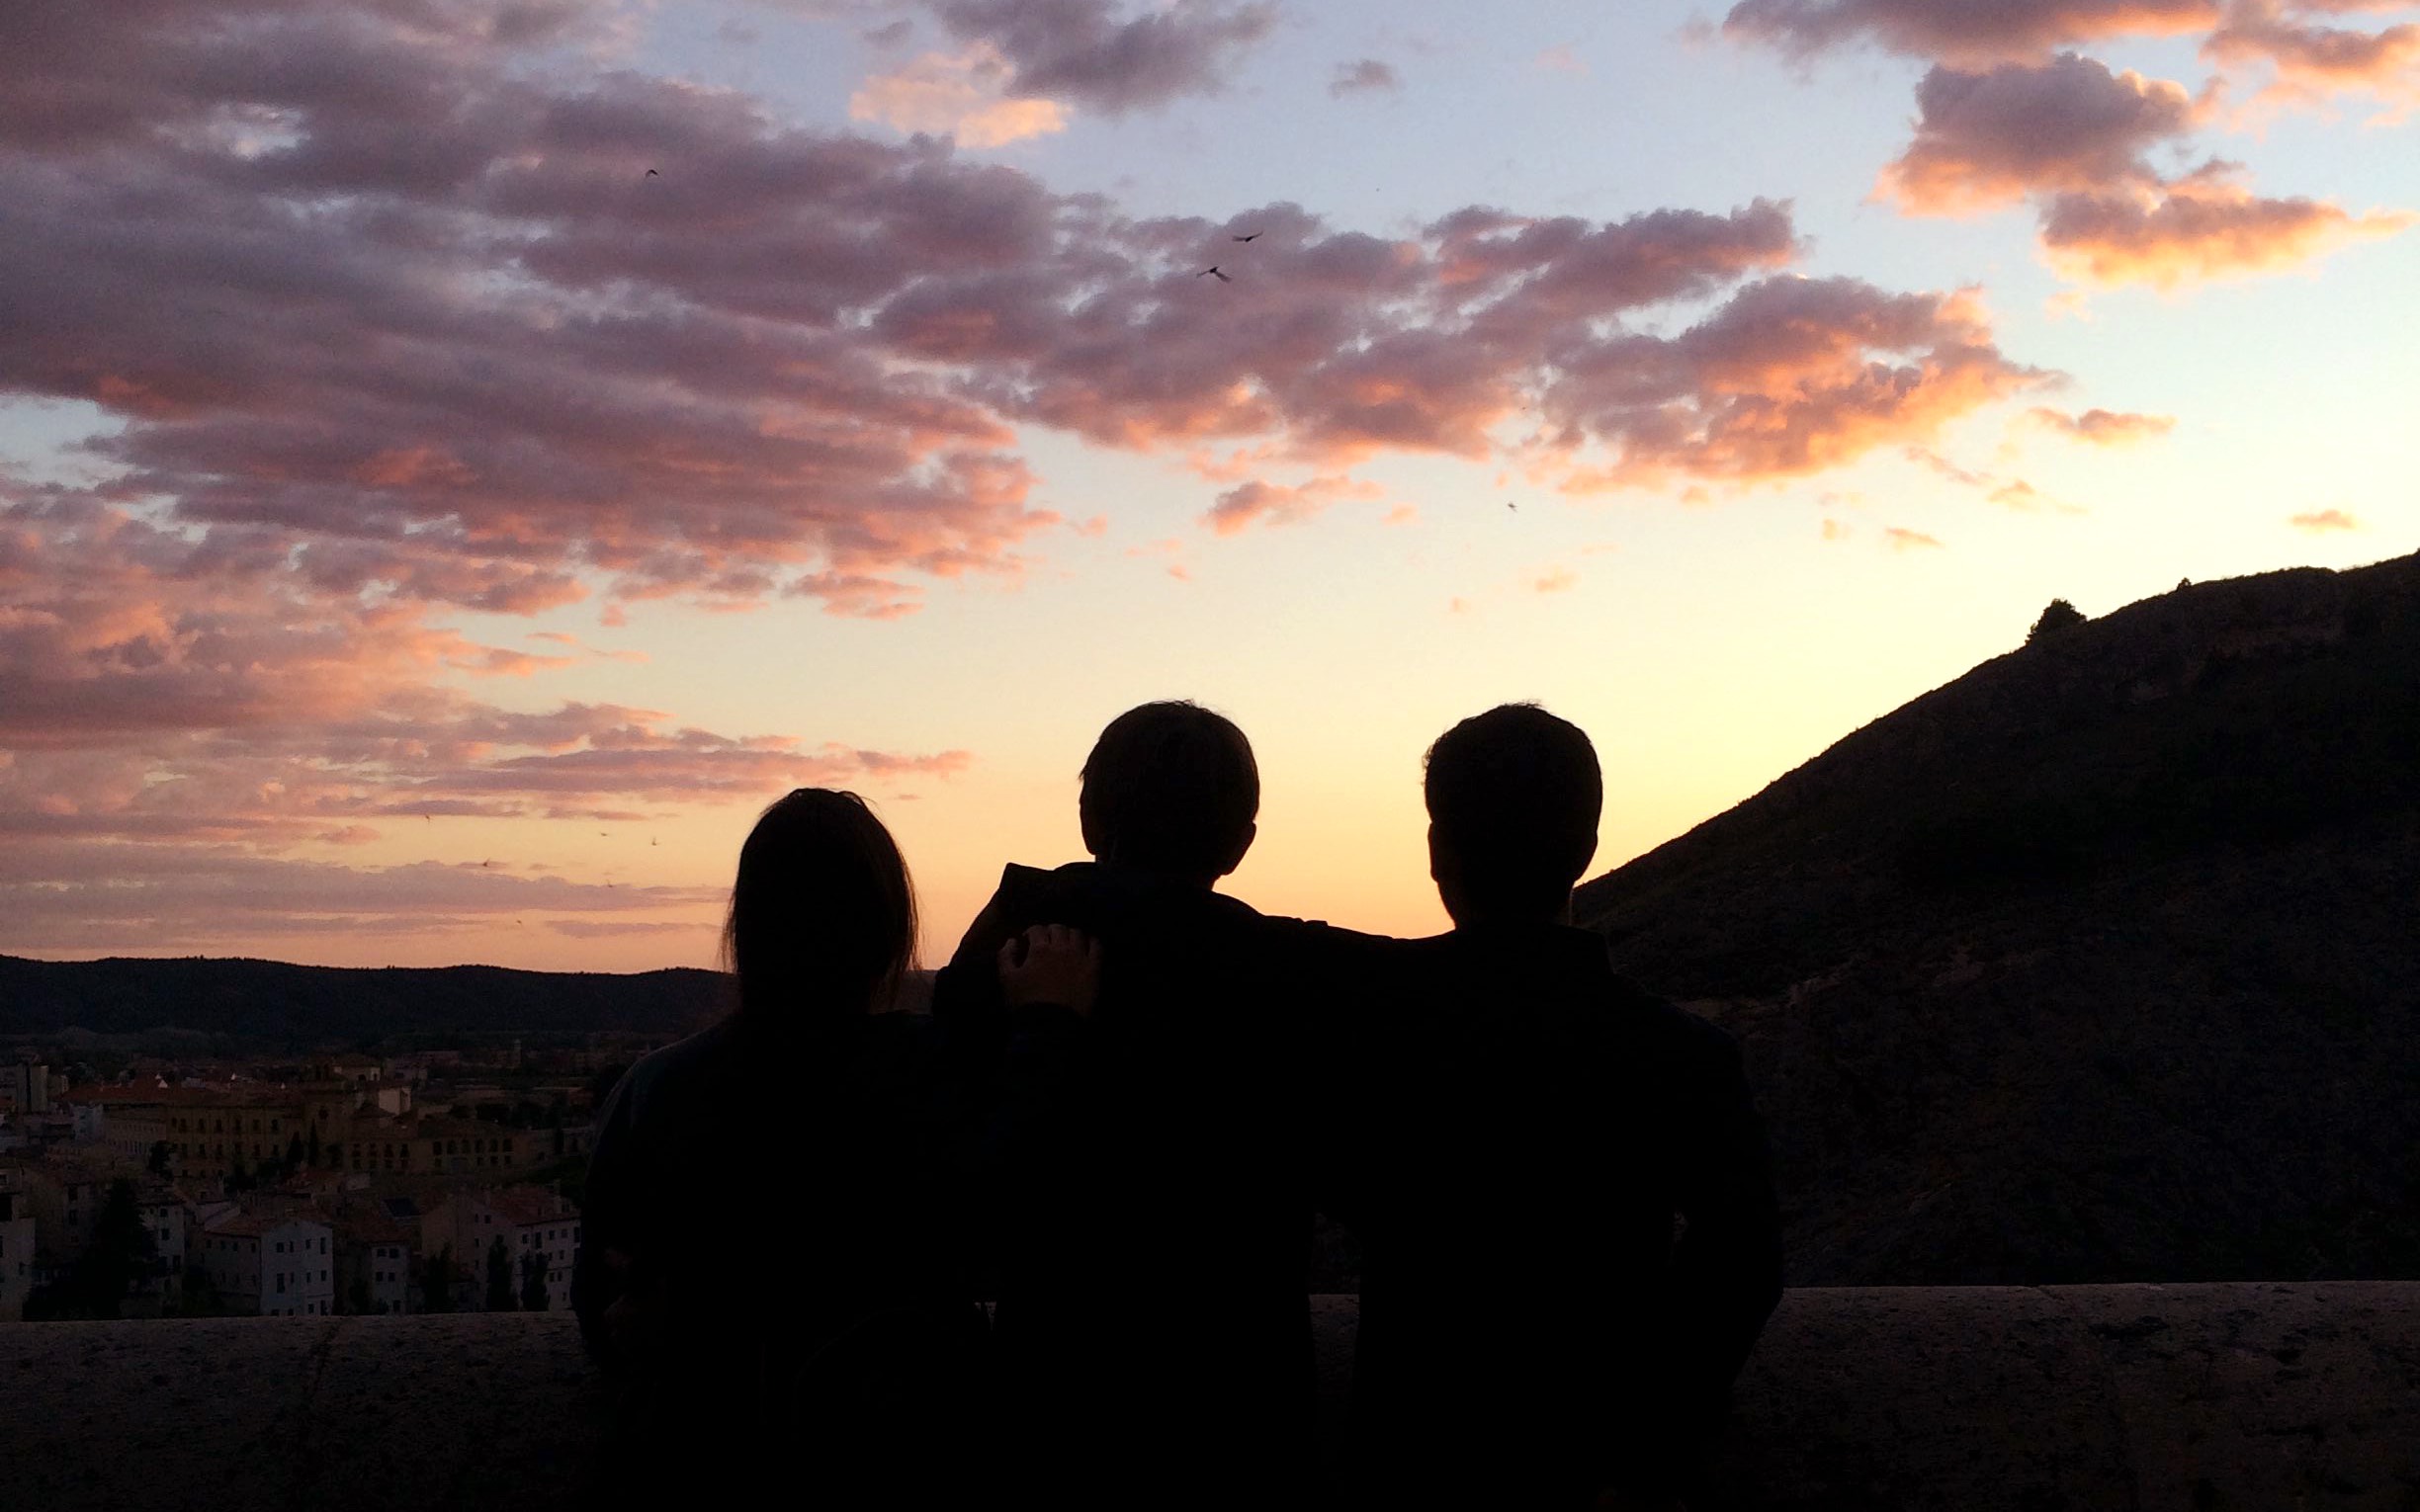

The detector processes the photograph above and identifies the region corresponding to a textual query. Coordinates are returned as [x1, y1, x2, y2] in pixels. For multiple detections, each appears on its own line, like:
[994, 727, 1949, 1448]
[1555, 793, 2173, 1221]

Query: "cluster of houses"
[0, 1049, 590, 1321]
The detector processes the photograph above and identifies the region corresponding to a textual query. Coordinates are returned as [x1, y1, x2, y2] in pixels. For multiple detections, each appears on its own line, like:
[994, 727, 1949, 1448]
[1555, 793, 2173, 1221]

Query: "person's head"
[1424, 704, 1601, 927]
[1079, 701, 1258, 885]
[722, 788, 916, 1023]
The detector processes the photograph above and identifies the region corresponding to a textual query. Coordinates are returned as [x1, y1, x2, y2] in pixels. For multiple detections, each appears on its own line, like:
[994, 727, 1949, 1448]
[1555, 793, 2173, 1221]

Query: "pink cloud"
[1202, 475, 1383, 535]
[1878, 55, 2198, 213]
[1885, 526, 1945, 548]
[1546, 281, 2051, 487]
[849, 43, 1070, 145]
[2204, 4, 2420, 117]
[0, 843, 724, 953]
[0, 0, 2091, 955]
[1724, 0, 2221, 63]
[1907, 446, 1991, 486]
[929, 0, 1277, 114]
[1331, 59, 1401, 97]
[548, 919, 714, 939]
[2289, 507, 2361, 531]
[2029, 405, 2176, 443]
[2039, 165, 2412, 287]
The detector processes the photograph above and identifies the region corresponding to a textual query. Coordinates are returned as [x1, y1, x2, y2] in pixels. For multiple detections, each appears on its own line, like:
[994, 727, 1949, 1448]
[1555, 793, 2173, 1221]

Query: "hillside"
[0, 956, 728, 1047]
[1576, 551, 2420, 1285]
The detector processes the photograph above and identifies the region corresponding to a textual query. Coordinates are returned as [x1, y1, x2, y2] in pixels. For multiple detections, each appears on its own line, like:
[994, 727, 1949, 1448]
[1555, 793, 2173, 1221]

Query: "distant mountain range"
[0, 956, 727, 1046]
[1577, 551, 2420, 1285]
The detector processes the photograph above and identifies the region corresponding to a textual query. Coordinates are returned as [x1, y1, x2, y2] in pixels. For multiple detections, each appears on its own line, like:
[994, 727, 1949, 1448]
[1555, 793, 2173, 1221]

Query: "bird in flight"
[645, 168, 659, 178]
[1506, 501, 1517, 512]
[1232, 231, 1259, 242]
[1196, 266, 1232, 283]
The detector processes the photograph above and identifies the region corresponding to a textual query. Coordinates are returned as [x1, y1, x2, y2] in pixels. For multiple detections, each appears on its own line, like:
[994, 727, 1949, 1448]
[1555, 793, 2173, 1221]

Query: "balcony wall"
[3, 1282, 2416, 1510]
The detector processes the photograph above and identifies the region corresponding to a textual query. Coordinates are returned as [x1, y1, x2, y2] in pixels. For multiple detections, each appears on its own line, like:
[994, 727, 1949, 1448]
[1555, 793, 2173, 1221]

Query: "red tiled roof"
[478, 1184, 574, 1227]
[204, 1211, 329, 1239]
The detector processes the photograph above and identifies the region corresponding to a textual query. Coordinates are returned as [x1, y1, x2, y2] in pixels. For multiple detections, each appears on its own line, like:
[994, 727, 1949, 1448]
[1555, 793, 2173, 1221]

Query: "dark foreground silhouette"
[577, 703, 1780, 1508]
[573, 791, 987, 1502]
[1332, 706, 1781, 1507]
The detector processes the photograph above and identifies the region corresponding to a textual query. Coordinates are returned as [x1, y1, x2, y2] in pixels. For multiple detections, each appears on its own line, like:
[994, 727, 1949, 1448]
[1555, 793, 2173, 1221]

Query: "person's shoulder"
[613, 1018, 740, 1117]
[1597, 967, 1748, 1092]
[940, 859, 1087, 967]
[984, 860, 1088, 914]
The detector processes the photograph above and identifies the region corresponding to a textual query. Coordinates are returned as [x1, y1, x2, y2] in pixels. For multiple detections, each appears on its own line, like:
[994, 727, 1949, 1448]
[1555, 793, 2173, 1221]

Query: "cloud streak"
[2029, 405, 2177, 443]
[2040, 166, 2412, 287]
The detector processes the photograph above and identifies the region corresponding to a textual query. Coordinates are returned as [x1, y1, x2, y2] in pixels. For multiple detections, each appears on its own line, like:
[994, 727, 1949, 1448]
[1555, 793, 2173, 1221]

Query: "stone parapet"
[3, 1283, 2415, 1509]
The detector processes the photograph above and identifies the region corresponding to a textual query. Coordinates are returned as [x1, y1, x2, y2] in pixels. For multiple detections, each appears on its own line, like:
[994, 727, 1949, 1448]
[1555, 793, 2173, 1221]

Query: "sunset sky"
[3, 0, 2415, 970]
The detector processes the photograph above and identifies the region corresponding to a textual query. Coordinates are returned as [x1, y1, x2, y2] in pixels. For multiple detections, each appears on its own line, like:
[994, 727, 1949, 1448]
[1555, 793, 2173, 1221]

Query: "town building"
[0, 1177, 33, 1322]
[344, 1115, 526, 1178]
[135, 1186, 187, 1311]
[426, 1185, 580, 1311]
[2, 1052, 61, 1116]
[333, 1211, 419, 1315]
[197, 1213, 336, 1317]
[17, 1156, 108, 1268]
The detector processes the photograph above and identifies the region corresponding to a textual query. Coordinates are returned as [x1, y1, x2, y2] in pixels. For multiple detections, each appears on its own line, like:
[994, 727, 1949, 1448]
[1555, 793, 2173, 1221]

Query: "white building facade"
[198, 1215, 336, 1316]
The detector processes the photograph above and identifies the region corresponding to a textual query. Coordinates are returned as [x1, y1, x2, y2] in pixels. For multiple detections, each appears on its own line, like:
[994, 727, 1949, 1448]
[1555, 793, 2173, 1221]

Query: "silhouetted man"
[1334, 704, 1782, 1510]
[935, 701, 1349, 1508]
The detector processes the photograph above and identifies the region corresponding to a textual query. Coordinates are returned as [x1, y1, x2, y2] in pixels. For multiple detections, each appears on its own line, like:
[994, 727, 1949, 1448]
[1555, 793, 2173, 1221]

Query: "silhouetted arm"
[1663, 1017, 1784, 1421]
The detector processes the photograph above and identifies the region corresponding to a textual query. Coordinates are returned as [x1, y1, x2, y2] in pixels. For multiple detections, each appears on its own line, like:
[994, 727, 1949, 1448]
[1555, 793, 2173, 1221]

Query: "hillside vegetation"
[0, 956, 726, 1047]
[1576, 552, 2420, 1285]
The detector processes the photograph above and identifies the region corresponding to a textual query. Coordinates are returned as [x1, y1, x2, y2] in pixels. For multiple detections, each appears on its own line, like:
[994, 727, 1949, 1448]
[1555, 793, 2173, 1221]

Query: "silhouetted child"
[1332, 706, 1783, 1510]
[574, 788, 1095, 1503]
[934, 701, 1360, 1509]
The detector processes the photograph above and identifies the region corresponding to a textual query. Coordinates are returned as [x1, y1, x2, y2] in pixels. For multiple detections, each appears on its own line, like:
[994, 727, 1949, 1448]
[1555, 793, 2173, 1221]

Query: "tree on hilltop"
[2028, 598, 2086, 644]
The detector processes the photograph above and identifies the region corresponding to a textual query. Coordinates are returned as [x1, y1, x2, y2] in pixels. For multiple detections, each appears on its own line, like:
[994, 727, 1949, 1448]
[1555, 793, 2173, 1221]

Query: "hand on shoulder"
[996, 923, 1102, 1016]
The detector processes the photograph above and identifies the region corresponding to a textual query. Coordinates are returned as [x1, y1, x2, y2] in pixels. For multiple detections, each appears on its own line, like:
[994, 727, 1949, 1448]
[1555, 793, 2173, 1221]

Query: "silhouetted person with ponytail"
[1333, 705, 1782, 1511]
[575, 788, 1099, 1503]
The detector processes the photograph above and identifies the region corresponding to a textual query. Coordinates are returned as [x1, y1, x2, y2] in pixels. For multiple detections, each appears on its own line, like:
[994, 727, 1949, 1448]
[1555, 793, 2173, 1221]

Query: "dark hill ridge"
[0, 956, 727, 1045]
[1577, 550, 2420, 1286]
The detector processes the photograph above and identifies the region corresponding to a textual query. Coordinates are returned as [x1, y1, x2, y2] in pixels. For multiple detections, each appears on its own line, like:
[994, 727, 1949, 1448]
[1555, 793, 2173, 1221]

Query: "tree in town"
[519, 1247, 550, 1312]
[484, 1234, 516, 1311]
[421, 1246, 457, 1313]
[29, 1179, 161, 1319]
[146, 1140, 172, 1177]
[305, 1125, 322, 1168]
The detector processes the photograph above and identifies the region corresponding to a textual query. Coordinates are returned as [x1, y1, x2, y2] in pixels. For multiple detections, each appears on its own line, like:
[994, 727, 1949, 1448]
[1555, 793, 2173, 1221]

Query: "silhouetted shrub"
[2028, 599, 2086, 644]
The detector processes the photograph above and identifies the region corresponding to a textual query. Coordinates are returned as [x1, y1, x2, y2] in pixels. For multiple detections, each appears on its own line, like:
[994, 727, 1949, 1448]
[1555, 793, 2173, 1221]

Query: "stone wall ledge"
[5, 1283, 2417, 1510]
